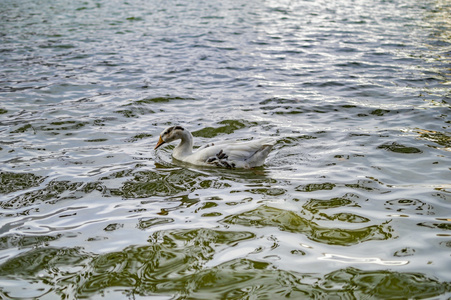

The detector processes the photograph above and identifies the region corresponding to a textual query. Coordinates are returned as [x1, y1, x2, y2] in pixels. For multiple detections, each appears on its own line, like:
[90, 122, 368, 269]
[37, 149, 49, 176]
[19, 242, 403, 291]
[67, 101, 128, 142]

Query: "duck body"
[155, 126, 275, 169]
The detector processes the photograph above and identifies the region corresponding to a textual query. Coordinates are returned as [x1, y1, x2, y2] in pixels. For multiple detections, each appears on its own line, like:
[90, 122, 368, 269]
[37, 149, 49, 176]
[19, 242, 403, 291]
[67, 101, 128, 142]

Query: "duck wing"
[187, 138, 275, 168]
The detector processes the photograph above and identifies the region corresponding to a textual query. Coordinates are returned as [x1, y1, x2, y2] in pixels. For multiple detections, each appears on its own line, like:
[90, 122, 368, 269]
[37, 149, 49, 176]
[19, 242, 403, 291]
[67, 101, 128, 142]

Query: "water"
[0, 0, 450, 298]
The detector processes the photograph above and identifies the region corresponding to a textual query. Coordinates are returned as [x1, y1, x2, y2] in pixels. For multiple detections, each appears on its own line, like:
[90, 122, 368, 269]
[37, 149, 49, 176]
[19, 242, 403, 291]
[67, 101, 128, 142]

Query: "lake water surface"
[1, 0, 450, 298]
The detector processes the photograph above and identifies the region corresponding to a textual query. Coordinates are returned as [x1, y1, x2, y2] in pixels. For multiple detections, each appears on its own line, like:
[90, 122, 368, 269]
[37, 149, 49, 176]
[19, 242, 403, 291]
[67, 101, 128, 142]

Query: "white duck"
[154, 126, 275, 168]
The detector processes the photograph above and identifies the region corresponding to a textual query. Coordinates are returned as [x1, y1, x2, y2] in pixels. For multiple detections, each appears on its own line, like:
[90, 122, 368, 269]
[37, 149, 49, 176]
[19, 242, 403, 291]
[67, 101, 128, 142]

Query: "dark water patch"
[117, 168, 230, 199]
[93, 117, 117, 127]
[317, 267, 450, 299]
[196, 200, 224, 217]
[416, 129, 451, 149]
[296, 182, 336, 192]
[84, 138, 108, 142]
[193, 120, 257, 138]
[378, 142, 423, 154]
[119, 169, 193, 198]
[370, 109, 392, 116]
[75, 180, 107, 195]
[384, 198, 433, 215]
[439, 241, 451, 249]
[394, 247, 416, 257]
[126, 17, 144, 22]
[0, 172, 45, 194]
[0, 247, 90, 279]
[10, 124, 35, 134]
[134, 96, 194, 104]
[43, 120, 88, 132]
[417, 221, 451, 231]
[104, 223, 124, 232]
[258, 98, 305, 115]
[86, 236, 108, 242]
[38, 43, 76, 50]
[196, 201, 218, 211]
[303, 197, 355, 213]
[243, 187, 286, 196]
[302, 80, 347, 89]
[137, 217, 174, 230]
[201, 211, 222, 217]
[222, 205, 394, 246]
[125, 133, 153, 143]
[1, 229, 447, 299]
[0, 180, 84, 211]
[258, 97, 400, 117]
[100, 169, 135, 181]
[344, 179, 383, 192]
[114, 107, 155, 118]
[259, 98, 300, 106]
[299, 195, 371, 224]
[327, 213, 370, 223]
[114, 96, 194, 118]
[278, 136, 317, 152]
[339, 83, 390, 99]
[0, 234, 60, 250]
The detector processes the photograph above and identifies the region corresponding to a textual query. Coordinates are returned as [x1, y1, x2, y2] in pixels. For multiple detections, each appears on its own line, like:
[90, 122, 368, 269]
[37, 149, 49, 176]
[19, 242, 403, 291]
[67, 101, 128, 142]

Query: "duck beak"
[154, 136, 165, 150]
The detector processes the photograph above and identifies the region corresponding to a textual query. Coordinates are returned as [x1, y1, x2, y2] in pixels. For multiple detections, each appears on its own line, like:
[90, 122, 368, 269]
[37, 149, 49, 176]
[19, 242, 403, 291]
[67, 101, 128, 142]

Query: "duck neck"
[173, 130, 193, 160]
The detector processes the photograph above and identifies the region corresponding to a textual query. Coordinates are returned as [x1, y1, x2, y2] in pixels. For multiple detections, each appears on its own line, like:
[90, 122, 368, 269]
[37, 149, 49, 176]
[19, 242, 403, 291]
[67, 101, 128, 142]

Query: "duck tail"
[247, 144, 274, 167]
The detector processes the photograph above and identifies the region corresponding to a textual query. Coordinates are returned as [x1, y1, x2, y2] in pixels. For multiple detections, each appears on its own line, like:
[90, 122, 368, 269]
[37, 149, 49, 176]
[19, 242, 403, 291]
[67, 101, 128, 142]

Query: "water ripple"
[0, 0, 450, 298]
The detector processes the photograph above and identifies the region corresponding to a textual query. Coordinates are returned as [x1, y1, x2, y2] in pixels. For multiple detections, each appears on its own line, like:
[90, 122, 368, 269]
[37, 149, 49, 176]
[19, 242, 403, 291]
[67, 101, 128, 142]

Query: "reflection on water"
[0, 228, 449, 299]
[222, 205, 393, 246]
[0, 172, 45, 194]
[0, 0, 450, 298]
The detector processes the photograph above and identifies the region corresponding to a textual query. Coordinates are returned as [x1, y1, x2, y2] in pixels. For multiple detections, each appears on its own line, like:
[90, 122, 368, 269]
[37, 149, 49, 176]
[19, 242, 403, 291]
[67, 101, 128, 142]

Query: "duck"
[154, 125, 275, 168]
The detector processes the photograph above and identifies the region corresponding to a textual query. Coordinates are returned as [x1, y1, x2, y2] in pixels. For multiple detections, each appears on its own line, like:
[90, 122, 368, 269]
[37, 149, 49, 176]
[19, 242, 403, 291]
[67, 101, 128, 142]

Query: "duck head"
[154, 126, 186, 149]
